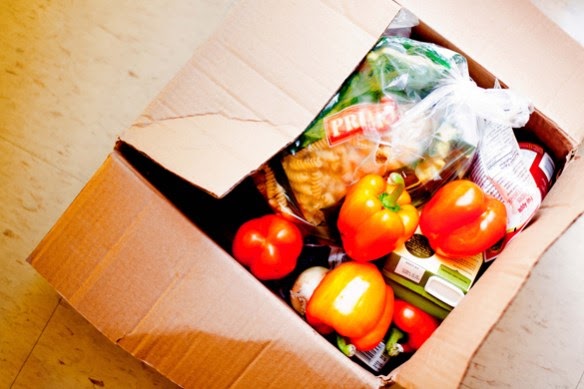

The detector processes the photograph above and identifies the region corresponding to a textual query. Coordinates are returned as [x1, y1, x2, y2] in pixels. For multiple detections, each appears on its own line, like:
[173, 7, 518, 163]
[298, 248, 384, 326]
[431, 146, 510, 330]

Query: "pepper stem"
[385, 327, 406, 357]
[336, 335, 356, 357]
[379, 172, 405, 211]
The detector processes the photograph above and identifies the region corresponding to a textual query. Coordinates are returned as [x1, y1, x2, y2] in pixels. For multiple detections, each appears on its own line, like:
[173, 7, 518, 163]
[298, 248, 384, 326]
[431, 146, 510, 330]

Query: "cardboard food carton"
[382, 229, 484, 320]
[28, 0, 584, 388]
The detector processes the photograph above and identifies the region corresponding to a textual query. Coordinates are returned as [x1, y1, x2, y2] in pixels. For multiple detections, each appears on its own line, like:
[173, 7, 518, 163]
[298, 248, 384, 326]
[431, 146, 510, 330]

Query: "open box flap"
[28, 152, 382, 388]
[120, 0, 402, 197]
[398, 0, 584, 148]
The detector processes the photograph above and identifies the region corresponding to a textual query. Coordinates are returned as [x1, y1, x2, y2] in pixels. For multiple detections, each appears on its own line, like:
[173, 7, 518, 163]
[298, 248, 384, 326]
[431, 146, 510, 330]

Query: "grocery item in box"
[470, 120, 555, 261]
[382, 230, 483, 319]
[256, 36, 477, 234]
[519, 141, 555, 199]
[255, 35, 532, 242]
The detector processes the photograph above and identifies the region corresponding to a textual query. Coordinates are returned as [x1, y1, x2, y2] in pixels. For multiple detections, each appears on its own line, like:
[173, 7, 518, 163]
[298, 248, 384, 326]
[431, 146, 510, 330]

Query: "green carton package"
[382, 228, 483, 319]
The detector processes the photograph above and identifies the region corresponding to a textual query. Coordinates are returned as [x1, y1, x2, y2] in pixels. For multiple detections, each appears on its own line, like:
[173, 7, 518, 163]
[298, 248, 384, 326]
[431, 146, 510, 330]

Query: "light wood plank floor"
[1, 1, 583, 388]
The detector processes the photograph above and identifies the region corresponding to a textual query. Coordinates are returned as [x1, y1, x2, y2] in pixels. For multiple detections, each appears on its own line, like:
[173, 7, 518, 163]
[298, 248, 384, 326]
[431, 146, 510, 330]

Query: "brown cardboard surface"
[29, 152, 380, 388]
[121, 0, 402, 197]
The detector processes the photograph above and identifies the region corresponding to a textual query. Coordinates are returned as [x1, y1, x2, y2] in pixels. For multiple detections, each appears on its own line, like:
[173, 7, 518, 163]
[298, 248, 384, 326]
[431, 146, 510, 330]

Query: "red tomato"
[392, 299, 439, 350]
[232, 214, 303, 280]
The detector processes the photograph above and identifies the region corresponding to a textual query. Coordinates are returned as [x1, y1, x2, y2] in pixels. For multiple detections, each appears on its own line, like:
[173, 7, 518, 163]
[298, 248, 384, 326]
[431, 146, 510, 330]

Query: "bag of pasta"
[254, 36, 532, 239]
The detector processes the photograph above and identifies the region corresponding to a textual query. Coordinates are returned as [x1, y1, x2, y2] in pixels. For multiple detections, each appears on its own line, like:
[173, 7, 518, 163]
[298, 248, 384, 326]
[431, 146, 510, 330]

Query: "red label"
[323, 99, 399, 146]
[519, 142, 555, 199]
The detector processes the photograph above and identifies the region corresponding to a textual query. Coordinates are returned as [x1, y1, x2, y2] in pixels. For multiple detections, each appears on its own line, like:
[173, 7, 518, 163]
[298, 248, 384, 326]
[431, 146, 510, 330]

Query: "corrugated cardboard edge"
[28, 152, 382, 389]
[384, 156, 584, 388]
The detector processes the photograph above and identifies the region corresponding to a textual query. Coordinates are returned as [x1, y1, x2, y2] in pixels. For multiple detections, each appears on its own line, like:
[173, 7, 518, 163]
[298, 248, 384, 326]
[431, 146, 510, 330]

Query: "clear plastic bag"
[382, 8, 419, 38]
[467, 81, 541, 260]
[254, 36, 532, 240]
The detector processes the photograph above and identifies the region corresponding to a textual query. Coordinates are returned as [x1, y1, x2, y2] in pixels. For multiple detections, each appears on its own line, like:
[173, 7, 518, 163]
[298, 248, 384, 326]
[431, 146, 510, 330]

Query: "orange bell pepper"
[349, 284, 394, 351]
[336, 284, 395, 354]
[337, 173, 419, 262]
[305, 261, 389, 340]
[419, 179, 507, 258]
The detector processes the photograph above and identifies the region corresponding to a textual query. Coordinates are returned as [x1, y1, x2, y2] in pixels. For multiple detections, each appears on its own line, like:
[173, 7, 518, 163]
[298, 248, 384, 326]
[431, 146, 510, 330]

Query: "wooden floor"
[1, 1, 583, 388]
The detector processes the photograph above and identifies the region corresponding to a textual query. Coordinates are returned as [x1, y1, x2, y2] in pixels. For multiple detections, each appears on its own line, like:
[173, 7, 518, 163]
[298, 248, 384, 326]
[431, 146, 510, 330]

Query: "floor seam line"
[9, 297, 62, 388]
[0, 133, 87, 183]
[576, 367, 584, 388]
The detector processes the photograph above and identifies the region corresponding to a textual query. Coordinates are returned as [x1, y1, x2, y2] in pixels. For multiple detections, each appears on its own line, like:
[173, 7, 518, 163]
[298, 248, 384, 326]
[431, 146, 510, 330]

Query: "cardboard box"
[28, 0, 584, 387]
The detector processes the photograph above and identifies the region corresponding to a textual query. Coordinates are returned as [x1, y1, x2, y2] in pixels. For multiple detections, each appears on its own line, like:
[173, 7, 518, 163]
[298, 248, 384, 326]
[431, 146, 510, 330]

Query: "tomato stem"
[385, 327, 406, 357]
[379, 172, 405, 211]
[336, 335, 356, 357]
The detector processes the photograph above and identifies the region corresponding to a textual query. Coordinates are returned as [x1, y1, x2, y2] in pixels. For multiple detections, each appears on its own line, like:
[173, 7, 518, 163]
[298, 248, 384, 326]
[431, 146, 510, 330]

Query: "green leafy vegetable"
[292, 36, 467, 151]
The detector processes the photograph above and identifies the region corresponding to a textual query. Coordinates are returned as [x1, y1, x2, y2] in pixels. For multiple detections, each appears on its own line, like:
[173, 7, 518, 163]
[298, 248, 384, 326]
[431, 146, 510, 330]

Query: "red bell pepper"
[419, 179, 507, 258]
[337, 173, 419, 262]
[232, 214, 303, 280]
